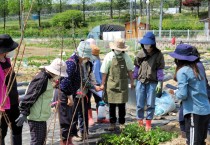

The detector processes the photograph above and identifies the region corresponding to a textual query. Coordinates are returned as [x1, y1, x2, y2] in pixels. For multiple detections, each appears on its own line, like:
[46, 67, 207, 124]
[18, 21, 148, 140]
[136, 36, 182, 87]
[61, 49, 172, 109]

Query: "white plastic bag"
[155, 91, 176, 116]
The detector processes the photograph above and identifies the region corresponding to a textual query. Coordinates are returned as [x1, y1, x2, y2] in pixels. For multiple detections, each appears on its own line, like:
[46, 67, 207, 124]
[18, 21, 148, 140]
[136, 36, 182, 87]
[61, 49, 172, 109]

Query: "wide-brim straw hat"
[45, 58, 68, 77]
[109, 38, 129, 51]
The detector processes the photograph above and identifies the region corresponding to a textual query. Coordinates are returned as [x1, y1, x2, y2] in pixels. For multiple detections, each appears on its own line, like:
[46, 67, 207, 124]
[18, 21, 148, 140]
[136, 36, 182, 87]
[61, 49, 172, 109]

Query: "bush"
[98, 123, 178, 145]
[52, 10, 83, 29]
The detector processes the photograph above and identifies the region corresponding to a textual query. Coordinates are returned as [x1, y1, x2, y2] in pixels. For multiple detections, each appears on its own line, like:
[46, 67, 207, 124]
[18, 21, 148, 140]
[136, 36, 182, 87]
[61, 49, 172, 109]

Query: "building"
[125, 20, 149, 39]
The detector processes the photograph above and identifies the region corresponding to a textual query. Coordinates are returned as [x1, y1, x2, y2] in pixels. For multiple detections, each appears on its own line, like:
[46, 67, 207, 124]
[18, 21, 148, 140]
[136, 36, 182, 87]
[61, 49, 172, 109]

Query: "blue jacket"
[175, 66, 210, 116]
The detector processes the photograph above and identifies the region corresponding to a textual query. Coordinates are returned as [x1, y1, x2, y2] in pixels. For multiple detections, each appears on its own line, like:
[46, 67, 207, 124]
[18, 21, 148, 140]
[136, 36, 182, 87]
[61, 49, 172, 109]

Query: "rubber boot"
[67, 137, 74, 145]
[145, 120, 152, 131]
[88, 109, 94, 126]
[138, 120, 144, 127]
[60, 138, 74, 145]
[12, 134, 22, 145]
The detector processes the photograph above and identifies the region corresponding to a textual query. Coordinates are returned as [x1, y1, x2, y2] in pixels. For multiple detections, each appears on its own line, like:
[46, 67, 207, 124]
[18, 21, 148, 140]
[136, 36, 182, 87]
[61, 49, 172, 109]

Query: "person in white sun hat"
[16, 58, 67, 145]
[100, 38, 134, 131]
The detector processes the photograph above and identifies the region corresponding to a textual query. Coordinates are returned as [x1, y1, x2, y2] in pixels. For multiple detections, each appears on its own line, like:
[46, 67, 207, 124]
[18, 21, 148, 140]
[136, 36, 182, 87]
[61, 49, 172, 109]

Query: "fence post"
[187, 29, 190, 40]
[169, 29, 171, 39]
[207, 29, 209, 41]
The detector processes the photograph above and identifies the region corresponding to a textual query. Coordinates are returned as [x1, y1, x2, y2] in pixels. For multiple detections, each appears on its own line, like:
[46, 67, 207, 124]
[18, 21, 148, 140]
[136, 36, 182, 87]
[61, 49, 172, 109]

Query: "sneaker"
[72, 135, 83, 142]
[119, 124, 125, 131]
[105, 123, 116, 131]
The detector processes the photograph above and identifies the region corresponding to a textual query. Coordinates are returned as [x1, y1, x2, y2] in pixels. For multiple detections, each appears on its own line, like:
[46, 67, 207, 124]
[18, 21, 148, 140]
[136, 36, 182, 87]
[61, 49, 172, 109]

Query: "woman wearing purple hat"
[169, 44, 210, 145]
[135, 32, 165, 131]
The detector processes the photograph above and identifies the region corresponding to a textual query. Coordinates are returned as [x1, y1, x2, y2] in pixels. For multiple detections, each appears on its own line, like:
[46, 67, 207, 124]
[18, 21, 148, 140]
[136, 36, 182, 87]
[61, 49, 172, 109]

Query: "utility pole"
[159, 0, 163, 38]
[130, 0, 133, 39]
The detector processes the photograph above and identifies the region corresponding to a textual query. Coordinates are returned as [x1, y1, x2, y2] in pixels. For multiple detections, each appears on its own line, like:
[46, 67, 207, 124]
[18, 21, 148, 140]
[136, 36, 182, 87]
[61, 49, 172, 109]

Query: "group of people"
[0, 32, 209, 145]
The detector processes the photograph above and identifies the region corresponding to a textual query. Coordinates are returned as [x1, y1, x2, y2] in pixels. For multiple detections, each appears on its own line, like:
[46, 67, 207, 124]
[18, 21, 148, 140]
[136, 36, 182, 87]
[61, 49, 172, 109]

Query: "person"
[0, 34, 23, 145]
[135, 32, 165, 131]
[169, 43, 210, 145]
[58, 41, 101, 143]
[100, 38, 134, 131]
[16, 58, 68, 145]
[175, 46, 210, 138]
[86, 38, 109, 125]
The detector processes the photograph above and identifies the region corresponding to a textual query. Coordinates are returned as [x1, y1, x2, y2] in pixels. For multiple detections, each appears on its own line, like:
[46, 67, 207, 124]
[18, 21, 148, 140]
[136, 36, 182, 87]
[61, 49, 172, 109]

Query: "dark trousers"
[28, 120, 47, 145]
[87, 90, 101, 110]
[71, 97, 88, 135]
[109, 103, 126, 124]
[0, 104, 23, 145]
[58, 91, 74, 141]
[179, 104, 185, 132]
[185, 113, 210, 145]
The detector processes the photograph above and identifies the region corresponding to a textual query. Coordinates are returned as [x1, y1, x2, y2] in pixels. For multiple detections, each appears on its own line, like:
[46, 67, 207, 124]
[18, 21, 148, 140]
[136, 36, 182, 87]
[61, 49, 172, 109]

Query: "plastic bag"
[155, 91, 176, 116]
[97, 101, 106, 120]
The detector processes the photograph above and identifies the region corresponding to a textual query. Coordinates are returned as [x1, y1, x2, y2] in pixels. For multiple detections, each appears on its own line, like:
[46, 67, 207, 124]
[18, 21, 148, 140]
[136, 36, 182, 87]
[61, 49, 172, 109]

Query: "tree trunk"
[179, 0, 182, 13]
[140, 0, 142, 17]
[83, 1, 85, 21]
[60, 0, 62, 12]
[197, 5, 199, 16]
[110, 0, 113, 19]
[3, 3, 6, 30]
[19, 10, 21, 30]
[38, 10, 41, 28]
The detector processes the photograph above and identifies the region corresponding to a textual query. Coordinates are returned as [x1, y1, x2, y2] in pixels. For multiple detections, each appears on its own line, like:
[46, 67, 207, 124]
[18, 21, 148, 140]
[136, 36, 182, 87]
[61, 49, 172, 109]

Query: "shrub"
[52, 10, 83, 29]
[98, 123, 178, 145]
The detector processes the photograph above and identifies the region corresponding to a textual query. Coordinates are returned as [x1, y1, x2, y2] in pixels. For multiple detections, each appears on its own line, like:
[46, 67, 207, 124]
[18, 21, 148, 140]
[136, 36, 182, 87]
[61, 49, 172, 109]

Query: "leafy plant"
[98, 123, 178, 145]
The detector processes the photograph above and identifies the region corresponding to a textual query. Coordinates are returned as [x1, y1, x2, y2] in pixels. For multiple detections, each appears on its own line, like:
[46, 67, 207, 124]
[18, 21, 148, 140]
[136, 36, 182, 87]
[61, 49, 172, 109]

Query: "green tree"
[0, 0, 8, 30]
[25, 0, 52, 28]
[8, 0, 21, 29]
[74, 0, 95, 21]
[114, 0, 129, 18]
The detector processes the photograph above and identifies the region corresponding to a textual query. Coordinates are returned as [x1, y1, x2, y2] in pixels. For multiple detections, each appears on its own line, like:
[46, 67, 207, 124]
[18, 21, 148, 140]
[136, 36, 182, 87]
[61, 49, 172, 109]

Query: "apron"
[104, 53, 128, 103]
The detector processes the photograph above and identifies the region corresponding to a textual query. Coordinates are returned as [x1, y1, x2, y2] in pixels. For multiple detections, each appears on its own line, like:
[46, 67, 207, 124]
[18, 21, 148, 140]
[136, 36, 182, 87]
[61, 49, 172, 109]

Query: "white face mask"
[6, 50, 15, 58]
[115, 50, 122, 55]
[144, 45, 151, 50]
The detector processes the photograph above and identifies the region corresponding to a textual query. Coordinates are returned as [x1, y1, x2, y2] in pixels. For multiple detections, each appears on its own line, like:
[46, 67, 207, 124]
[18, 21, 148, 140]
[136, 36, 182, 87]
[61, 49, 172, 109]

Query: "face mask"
[144, 45, 151, 50]
[6, 51, 15, 58]
[115, 50, 122, 55]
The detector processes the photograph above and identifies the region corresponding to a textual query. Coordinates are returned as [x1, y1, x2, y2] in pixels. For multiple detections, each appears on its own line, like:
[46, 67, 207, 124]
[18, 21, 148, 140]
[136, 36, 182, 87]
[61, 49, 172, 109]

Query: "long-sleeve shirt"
[92, 56, 102, 85]
[175, 66, 210, 116]
[19, 71, 50, 116]
[60, 54, 81, 96]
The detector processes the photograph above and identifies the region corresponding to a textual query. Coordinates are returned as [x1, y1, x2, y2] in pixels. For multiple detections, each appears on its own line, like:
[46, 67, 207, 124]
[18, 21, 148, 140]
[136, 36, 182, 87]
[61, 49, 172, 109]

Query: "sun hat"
[169, 44, 198, 62]
[0, 34, 18, 54]
[45, 58, 68, 77]
[139, 32, 156, 45]
[91, 44, 100, 56]
[77, 41, 93, 59]
[109, 38, 129, 51]
[86, 38, 96, 45]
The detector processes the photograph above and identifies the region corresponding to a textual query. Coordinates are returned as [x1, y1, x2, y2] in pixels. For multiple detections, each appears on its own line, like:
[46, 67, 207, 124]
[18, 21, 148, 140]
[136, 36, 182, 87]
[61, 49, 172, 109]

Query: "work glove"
[67, 95, 74, 107]
[15, 114, 27, 127]
[155, 81, 163, 94]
